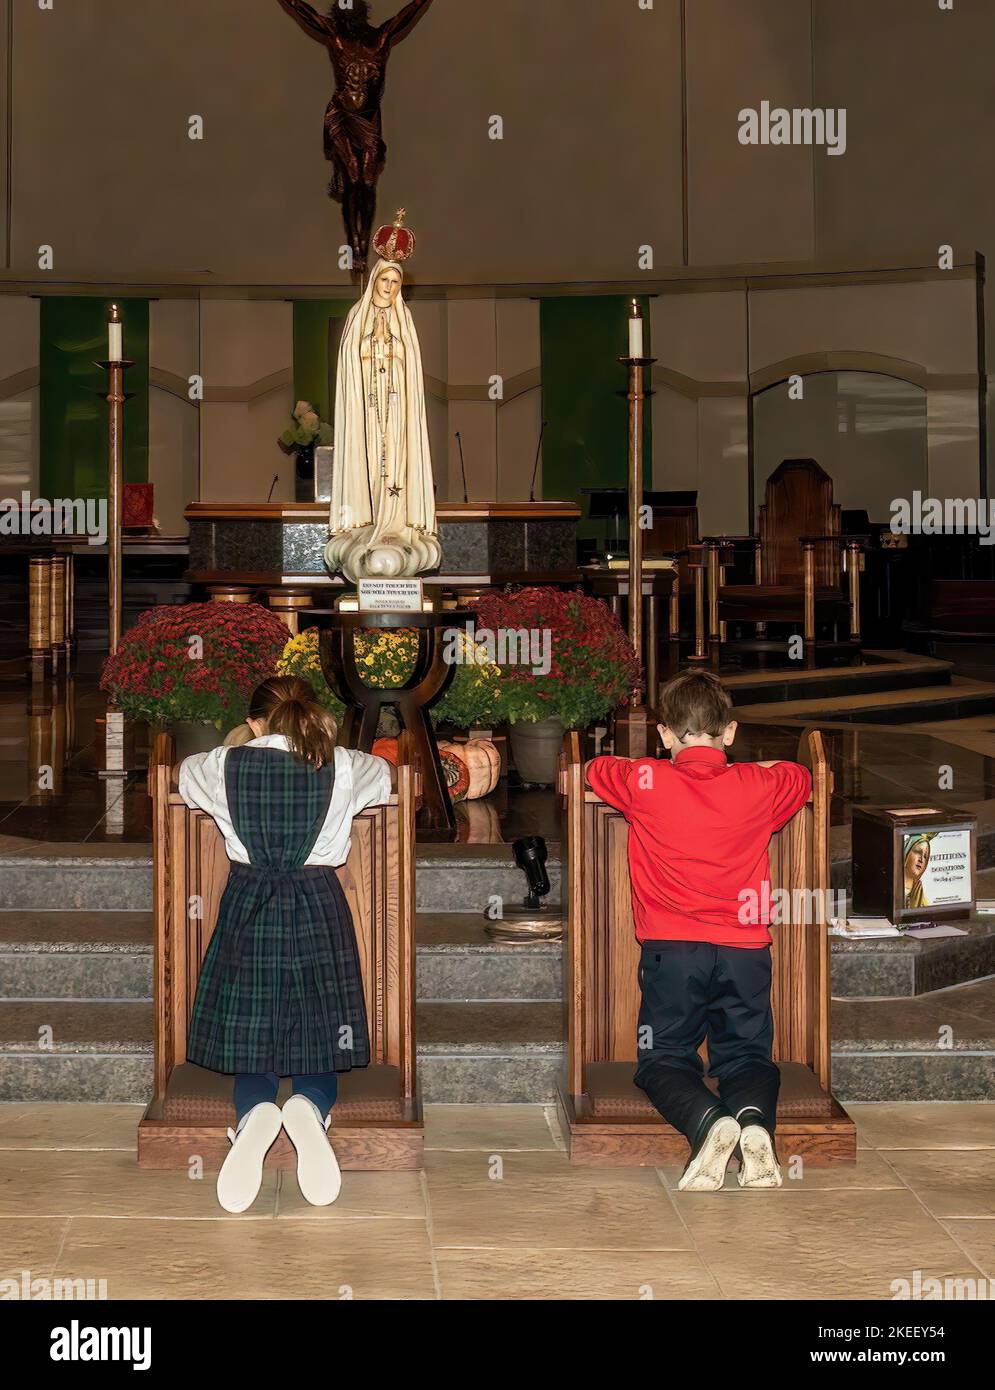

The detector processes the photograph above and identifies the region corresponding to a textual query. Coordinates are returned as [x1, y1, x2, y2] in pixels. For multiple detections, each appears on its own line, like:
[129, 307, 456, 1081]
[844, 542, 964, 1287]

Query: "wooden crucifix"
[278, 0, 436, 274]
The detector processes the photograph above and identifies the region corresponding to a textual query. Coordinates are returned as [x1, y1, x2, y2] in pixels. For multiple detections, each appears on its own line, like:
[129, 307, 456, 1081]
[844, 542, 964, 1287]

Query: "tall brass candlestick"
[620, 300, 655, 707]
[98, 304, 134, 658]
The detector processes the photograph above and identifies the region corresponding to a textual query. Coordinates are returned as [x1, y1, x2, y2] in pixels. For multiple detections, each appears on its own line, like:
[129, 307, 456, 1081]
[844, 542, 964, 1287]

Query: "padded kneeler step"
[161, 1062, 405, 1124]
[585, 1060, 833, 1120]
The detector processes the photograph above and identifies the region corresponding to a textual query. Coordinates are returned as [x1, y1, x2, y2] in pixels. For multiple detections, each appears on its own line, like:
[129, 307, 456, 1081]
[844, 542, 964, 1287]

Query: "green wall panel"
[540, 296, 651, 548]
[292, 299, 354, 428]
[39, 298, 149, 500]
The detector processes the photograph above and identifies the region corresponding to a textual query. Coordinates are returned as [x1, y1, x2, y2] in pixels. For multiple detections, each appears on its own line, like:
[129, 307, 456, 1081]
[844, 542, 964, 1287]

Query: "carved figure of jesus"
[277, 0, 436, 271]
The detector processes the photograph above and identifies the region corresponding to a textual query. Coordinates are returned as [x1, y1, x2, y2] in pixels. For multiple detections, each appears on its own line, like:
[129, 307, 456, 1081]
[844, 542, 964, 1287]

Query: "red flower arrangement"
[100, 602, 291, 728]
[474, 586, 642, 729]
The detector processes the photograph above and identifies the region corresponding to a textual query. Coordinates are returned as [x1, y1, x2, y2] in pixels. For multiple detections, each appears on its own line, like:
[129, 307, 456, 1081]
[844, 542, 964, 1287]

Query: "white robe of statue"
[324, 260, 441, 582]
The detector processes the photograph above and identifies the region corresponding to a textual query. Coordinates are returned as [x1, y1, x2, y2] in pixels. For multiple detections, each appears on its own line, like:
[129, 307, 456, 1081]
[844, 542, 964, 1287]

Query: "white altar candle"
[108, 311, 122, 363]
[628, 303, 643, 360]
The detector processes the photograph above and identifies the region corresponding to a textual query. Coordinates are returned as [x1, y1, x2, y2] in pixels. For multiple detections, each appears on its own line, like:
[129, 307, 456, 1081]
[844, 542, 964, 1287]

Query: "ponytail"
[247, 675, 338, 770]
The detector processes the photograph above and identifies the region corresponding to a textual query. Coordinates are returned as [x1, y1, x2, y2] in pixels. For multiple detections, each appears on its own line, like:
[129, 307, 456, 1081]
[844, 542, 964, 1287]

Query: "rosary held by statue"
[277, 0, 436, 274]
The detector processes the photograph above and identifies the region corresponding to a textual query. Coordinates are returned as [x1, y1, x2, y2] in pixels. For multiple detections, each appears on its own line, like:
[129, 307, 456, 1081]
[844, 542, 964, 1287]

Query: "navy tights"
[234, 1072, 339, 1126]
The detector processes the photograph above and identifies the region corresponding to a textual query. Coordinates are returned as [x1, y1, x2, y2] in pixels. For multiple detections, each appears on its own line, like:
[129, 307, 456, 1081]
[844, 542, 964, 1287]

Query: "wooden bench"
[557, 728, 855, 1167]
[137, 734, 422, 1169]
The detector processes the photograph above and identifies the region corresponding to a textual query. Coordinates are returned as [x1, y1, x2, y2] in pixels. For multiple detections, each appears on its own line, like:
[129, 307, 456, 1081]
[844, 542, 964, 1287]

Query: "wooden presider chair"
[701, 459, 864, 652]
[138, 733, 423, 1169]
[558, 728, 855, 1166]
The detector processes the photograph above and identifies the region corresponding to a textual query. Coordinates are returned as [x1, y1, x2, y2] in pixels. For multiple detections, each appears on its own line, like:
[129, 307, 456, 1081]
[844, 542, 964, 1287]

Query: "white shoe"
[678, 1115, 741, 1192]
[737, 1123, 783, 1188]
[216, 1101, 283, 1213]
[282, 1094, 342, 1206]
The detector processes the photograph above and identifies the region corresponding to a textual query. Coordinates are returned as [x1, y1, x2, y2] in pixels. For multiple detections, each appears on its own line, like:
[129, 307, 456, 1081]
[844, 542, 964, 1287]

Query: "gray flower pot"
[509, 717, 565, 786]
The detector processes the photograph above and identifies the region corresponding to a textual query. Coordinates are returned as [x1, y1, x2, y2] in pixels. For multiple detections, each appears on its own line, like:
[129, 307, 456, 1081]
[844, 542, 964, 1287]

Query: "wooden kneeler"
[138, 733, 422, 1170]
[557, 729, 855, 1167]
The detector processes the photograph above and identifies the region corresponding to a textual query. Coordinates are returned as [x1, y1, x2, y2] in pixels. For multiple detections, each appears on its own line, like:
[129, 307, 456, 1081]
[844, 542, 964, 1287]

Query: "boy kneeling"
[586, 670, 810, 1191]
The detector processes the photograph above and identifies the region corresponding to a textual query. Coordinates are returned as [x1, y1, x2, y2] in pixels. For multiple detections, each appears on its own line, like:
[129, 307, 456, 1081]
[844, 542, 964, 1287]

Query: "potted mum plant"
[100, 602, 292, 757]
[277, 625, 502, 733]
[475, 587, 642, 785]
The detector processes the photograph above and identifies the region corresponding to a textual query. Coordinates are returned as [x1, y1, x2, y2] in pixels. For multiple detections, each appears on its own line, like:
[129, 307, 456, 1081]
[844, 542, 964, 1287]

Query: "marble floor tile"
[424, 1103, 558, 1151]
[884, 1149, 995, 1219]
[0, 1149, 278, 1220]
[675, 1188, 985, 1299]
[274, 1168, 426, 1221]
[54, 1217, 437, 1300]
[0, 1103, 143, 1150]
[0, 1217, 71, 1284]
[940, 1220, 995, 1280]
[850, 1103, 995, 1151]
[436, 1246, 719, 1300]
[424, 1150, 689, 1251]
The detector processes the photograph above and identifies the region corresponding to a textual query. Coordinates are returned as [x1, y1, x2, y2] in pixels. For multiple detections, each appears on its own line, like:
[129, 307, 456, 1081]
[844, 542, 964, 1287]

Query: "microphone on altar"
[529, 419, 548, 503]
[266, 474, 279, 503]
[455, 431, 469, 504]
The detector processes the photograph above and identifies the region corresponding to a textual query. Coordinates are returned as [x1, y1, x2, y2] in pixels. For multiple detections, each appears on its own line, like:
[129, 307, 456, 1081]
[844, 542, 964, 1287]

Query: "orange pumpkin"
[440, 749, 470, 803]
[437, 738, 501, 800]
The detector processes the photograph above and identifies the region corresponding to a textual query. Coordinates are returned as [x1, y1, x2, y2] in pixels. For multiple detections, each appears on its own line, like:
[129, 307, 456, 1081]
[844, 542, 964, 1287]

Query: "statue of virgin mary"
[325, 213, 441, 583]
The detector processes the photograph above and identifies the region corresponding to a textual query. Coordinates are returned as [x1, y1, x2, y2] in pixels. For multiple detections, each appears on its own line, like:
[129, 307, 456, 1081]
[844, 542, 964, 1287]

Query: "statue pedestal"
[318, 609, 471, 837]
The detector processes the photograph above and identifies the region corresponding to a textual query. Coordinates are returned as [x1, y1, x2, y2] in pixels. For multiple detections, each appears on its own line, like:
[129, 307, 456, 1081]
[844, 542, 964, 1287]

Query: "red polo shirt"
[586, 749, 812, 947]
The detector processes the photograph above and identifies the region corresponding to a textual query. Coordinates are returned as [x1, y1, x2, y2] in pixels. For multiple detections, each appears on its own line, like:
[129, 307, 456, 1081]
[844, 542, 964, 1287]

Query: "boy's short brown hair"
[659, 669, 733, 737]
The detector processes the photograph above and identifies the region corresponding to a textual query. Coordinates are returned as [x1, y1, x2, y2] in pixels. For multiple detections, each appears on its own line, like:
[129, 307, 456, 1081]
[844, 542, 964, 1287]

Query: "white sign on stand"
[357, 578, 425, 613]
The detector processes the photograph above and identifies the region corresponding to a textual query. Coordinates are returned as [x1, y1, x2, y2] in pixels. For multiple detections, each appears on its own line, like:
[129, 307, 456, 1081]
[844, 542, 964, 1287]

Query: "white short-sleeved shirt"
[177, 734, 392, 868]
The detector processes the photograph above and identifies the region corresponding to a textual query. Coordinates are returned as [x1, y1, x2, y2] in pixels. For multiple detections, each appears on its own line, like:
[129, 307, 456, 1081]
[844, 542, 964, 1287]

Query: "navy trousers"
[234, 1072, 339, 1125]
[633, 939, 780, 1146]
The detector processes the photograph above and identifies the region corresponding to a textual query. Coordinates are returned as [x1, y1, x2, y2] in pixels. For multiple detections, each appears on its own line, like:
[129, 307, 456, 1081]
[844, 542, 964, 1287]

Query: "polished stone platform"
[185, 500, 580, 587]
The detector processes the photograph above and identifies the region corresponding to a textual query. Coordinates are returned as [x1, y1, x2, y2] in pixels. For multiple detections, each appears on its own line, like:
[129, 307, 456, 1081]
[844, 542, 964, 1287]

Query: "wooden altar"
[138, 733, 423, 1170]
[557, 728, 855, 1167]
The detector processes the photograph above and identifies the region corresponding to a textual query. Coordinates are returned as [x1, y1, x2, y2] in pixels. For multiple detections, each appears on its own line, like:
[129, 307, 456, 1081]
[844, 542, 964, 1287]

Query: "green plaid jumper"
[185, 745, 371, 1075]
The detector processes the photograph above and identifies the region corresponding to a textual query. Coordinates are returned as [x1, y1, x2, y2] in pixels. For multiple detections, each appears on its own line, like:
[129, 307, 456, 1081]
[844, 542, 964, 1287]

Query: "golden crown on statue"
[372, 209, 416, 264]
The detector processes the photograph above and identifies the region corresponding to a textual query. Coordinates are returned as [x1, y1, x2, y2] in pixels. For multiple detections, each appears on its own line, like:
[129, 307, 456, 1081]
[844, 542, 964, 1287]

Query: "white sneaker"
[678, 1115, 741, 1192]
[281, 1094, 342, 1206]
[216, 1101, 283, 1213]
[737, 1123, 783, 1188]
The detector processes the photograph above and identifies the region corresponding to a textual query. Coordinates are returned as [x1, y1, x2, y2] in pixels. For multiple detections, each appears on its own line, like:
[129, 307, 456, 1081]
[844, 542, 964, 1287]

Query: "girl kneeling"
[178, 676, 392, 1212]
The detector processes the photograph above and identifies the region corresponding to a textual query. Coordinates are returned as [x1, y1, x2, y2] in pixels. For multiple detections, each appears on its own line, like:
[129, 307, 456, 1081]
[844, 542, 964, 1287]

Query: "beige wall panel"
[686, 0, 815, 266]
[0, 389, 36, 494]
[813, 0, 995, 262]
[446, 300, 497, 388]
[0, 293, 38, 377]
[9, 0, 682, 285]
[149, 388, 198, 537]
[496, 299, 540, 379]
[697, 398, 749, 536]
[496, 386, 541, 503]
[200, 397, 294, 505]
[927, 390, 981, 503]
[149, 299, 199, 534]
[652, 387, 699, 493]
[652, 290, 746, 381]
[750, 280, 979, 378]
[448, 401, 494, 504]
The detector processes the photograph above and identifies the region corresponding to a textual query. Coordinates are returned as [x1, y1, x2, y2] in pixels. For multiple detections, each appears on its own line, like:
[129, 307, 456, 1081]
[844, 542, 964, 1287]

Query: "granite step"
[0, 911, 153, 1000]
[831, 921, 995, 999]
[0, 848, 152, 912]
[0, 1000, 153, 1102]
[415, 1000, 564, 1103]
[831, 976, 995, 1102]
[415, 843, 562, 915]
[416, 913, 562, 1003]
